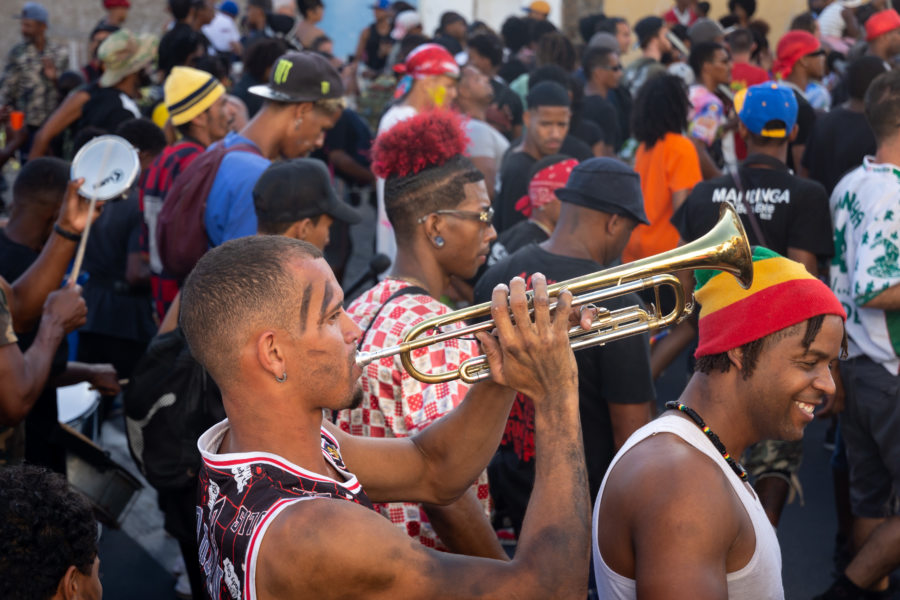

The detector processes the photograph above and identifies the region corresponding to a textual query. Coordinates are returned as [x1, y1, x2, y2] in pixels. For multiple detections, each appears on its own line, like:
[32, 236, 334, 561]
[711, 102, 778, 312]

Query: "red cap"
[393, 43, 460, 80]
[866, 9, 900, 41]
[104, 0, 130, 7]
[773, 31, 820, 79]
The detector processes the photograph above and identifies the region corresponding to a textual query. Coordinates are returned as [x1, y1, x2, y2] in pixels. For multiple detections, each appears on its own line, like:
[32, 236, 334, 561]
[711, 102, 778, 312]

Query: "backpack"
[156, 141, 262, 281]
[123, 327, 225, 491]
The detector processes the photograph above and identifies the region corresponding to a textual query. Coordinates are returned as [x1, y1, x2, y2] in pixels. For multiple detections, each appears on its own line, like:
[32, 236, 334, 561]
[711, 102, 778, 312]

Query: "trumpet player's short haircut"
[180, 235, 322, 385]
[371, 110, 484, 239]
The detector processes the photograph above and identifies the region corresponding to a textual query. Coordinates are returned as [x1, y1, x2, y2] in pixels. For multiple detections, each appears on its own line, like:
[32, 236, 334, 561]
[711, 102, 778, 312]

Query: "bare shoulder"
[603, 432, 741, 520]
[598, 432, 747, 594]
[255, 497, 504, 600]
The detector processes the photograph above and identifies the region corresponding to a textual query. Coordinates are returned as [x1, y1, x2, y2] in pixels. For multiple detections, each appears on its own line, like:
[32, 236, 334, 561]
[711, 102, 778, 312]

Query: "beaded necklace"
[664, 401, 748, 481]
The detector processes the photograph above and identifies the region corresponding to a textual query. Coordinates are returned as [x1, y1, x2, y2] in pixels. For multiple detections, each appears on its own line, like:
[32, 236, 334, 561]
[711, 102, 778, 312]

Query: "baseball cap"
[98, 29, 158, 88]
[249, 51, 344, 103]
[253, 159, 362, 226]
[588, 32, 620, 52]
[392, 10, 422, 41]
[164, 66, 225, 126]
[218, 0, 239, 16]
[866, 9, 900, 42]
[524, 1, 550, 16]
[103, 0, 130, 8]
[393, 43, 460, 79]
[773, 30, 820, 79]
[15, 2, 48, 24]
[688, 18, 725, 45]
[734, 82, 798, 138]
[554, 158, 650, 225]
[371, 0, 391, 9]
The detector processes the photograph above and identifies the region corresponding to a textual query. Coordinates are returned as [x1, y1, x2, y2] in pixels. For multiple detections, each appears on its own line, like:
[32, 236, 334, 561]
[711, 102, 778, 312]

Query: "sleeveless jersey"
[592, 414, 784, 600]
[196, 419, 373, 600]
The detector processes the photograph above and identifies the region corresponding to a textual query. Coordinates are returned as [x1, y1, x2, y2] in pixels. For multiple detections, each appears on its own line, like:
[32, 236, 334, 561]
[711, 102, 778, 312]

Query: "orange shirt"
[623, 132, 702, 263]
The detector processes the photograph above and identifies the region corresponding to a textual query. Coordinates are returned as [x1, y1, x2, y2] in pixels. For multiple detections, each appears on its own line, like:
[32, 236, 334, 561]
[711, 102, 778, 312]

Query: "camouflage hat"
[98, 29, 158, 88]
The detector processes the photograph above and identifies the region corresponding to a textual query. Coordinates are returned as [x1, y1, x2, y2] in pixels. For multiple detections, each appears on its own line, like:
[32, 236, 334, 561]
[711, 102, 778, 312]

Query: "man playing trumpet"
[184, 234, 595, 599]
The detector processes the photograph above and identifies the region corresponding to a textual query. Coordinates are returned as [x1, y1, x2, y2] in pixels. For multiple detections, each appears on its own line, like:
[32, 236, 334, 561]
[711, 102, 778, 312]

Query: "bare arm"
[597, 436, 741, 600]
[159, 291, 180, 335]
[125, 251, 151, 288]
[469, 155, 498, 200]
[328, 149, 375, 186]
[422, 487, 507, 560]
[787, 247, 819, 277]
[9, 179, 99, 332]
[671, 188, 691, 213]
[28, 90, 88, 159]
[260, 276, 589, 599]
[691, 139, 722, 180]
[863, 283, 900, 311]
[52, 361, 121, 396]
[791, 145, 808, 179]
[0, 284, 86, 426]
[609, 401, 651, 450]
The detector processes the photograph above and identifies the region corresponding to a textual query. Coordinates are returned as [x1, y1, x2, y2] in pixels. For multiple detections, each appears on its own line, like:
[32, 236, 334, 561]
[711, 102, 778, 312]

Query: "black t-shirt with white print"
[671, 153, 833, 258]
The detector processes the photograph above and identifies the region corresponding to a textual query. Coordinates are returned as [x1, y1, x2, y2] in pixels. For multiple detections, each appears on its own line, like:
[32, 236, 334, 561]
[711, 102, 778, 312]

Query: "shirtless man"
[182, 235, 593, 599]
[593, 247, 847, 599]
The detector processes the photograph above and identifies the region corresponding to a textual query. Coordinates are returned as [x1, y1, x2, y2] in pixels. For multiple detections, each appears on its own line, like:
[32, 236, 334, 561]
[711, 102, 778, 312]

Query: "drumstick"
[87, 378, 130, 391]
[68, 141, 114, 284]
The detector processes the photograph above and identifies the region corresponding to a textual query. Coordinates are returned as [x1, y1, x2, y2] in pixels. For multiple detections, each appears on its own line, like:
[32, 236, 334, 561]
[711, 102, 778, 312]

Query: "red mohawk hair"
[371, 110, 469, 180]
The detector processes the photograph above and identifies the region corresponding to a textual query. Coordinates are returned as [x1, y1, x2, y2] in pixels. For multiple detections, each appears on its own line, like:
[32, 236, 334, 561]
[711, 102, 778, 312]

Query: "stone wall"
[0, 0, 169, 71]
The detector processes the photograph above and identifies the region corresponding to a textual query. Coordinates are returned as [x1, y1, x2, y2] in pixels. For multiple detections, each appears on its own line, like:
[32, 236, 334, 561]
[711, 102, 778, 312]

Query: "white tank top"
[591, 414, 784, 600]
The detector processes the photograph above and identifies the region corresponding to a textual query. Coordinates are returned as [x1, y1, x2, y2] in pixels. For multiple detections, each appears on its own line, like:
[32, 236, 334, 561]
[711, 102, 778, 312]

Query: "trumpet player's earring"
[295, 118, 303, 129]
[275, 371, 287, 383]
[433, 236, 445, 248]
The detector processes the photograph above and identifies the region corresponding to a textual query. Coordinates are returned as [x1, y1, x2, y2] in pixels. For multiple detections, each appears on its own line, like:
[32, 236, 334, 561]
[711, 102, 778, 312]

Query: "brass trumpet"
[356, 202, 753, 384]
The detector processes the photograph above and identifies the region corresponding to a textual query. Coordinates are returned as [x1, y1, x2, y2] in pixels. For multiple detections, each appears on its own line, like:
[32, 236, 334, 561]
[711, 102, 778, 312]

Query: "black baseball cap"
[253, 159, 362, 225]
[554, 157, 650, 225]
[249, 50, 344, 103]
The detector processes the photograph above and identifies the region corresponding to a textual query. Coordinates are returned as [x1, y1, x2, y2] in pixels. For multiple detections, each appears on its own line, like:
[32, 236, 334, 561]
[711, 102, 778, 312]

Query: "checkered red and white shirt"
[335, 278, 491, 549]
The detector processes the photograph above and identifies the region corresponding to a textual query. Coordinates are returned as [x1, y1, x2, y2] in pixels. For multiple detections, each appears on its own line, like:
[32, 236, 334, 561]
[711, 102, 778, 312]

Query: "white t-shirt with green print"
[830, 156, 900, 375]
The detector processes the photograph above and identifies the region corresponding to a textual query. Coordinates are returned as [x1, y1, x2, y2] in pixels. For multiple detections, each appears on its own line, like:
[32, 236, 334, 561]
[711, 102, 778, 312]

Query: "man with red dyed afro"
[335, 110, 503, 558]
[594, 247, 846, 599]
[374, 42, 460, 266]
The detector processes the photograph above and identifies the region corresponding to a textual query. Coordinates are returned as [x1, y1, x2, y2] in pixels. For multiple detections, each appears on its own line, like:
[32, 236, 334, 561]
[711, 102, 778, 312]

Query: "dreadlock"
[372, 110, 484, 240]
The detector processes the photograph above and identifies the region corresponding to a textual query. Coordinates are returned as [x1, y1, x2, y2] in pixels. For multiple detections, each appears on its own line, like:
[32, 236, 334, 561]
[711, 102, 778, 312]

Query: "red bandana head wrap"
[515, 159, 578, 217]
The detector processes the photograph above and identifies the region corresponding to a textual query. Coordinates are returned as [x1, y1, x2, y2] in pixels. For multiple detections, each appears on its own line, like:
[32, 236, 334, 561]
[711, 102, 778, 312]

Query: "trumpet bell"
[357, 202, 753, 384]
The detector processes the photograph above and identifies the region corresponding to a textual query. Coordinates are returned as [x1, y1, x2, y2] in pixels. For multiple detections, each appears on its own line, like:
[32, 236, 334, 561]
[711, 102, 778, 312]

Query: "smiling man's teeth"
[795, 401, 815, 415]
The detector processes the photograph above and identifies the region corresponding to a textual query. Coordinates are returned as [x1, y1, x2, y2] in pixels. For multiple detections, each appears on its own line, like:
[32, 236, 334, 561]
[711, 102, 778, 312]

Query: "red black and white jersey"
[196, 419, 372, 599]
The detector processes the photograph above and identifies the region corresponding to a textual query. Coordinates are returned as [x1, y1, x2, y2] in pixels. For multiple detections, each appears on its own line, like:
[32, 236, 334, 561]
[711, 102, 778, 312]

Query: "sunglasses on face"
[418, 207, 495, 224]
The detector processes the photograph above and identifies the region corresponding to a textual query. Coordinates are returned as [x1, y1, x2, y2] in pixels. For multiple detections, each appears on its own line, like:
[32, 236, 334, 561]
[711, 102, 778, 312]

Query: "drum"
[57, 381, 100, 441]
[70, 134, 140, 202]
[56, 387, 144, 529]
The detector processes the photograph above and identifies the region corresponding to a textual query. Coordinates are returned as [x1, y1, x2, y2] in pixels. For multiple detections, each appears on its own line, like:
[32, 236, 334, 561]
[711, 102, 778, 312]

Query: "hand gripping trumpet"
[356, 202, 753, 384]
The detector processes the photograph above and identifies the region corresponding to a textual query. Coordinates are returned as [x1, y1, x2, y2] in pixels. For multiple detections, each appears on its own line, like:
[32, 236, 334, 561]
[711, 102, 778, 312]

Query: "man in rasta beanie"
[593, 246, 846, 599]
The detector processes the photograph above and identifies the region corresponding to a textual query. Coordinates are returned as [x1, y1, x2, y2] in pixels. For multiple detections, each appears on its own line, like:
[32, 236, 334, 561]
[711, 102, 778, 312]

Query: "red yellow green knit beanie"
[694, 246, 846, 358]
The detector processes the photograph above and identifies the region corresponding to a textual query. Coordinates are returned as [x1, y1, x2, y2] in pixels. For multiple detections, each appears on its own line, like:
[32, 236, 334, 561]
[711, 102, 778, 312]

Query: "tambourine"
[70, 134, 140, 202]
[67, 135, 141, 283]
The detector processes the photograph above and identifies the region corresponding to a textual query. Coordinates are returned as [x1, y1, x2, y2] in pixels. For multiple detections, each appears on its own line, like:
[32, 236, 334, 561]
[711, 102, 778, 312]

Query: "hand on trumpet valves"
[55, 178, 103, 236]
[475, 273, 580, 401]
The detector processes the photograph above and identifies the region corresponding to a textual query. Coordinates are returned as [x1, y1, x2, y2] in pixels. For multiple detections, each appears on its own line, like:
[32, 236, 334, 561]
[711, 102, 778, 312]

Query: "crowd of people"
[0, 0, 898, 598]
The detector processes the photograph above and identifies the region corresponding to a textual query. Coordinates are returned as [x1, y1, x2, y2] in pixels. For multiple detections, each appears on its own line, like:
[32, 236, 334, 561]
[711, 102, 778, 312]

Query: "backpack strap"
[358, 285, 429, 352]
